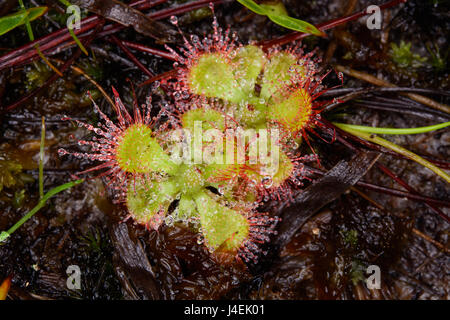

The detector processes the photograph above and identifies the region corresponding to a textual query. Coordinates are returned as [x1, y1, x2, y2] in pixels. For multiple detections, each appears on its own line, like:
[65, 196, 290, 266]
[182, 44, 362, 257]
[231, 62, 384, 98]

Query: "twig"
[323, 119, 450, 170]
[120, 40, 177, 61]
[50, 57, 115, 108]
[3, 19, 105, 113]
[110, 36, 154, 77]
[350, 186, 384, 210]
[319, 120, 450, 223]
[335, 65, 450, 114]
[412, 228, 449, 254]
[304, 165, 450, 208]
[377, 163, 449, 223]
[138, 68, 178, 87]
[321, 87, 450, 97]
[355, 181, 450, 208]
[333, 121, 450, 135]
[0, 16, 99, 71]
[0, 0, 225, 72]
[0, 0, 157, 69]
[350, 101, 450, 122]
[323, 88, 450, 122]
[261, 0, 407, 48]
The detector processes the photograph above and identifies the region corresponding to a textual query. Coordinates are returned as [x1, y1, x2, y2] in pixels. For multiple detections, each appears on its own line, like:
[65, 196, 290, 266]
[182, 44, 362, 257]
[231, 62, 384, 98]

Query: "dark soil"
[0, 0, 448, 299]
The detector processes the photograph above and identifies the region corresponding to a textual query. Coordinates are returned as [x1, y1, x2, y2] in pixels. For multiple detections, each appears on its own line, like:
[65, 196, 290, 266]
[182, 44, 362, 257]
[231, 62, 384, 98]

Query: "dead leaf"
[70, 0, 179, 43]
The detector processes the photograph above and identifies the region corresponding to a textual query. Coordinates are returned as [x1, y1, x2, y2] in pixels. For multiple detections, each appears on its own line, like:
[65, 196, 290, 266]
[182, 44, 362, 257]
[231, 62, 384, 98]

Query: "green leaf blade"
[0, 7, 48, 36]
[267, 14, 324, 36]
[333, 121, 450, 135]
[237, 0, 324, 37]
[237, 0, 267, 15]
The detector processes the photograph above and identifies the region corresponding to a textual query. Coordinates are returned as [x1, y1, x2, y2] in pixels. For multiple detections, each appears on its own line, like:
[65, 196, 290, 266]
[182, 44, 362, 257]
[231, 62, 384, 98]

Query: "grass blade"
[39, 117, 45, 199]
[267, 13, 325, 36]
[237, 0, 324, 36]
[333, 121, 450, 135]
[0, 179, 84, 244]
[17, 1, 63, 76]
[237, 0, 267, 15]
[0, 6, 47, 36]
[335, 124, 450, 183]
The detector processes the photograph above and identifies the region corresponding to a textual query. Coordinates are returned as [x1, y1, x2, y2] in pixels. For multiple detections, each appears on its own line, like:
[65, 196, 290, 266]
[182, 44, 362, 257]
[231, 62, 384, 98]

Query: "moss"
[390, 41, 427, 69]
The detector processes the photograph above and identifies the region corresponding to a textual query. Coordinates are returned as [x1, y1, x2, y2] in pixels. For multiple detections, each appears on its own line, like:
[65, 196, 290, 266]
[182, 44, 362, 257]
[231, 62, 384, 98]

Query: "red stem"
[132, 0, 170, 11]
[110, 36, 154, 77]
[376, 163, 449, 223]
[262, 0, 408, 48]
[121, 40, 177, 61]
[306, 166, 450, 208]
[3, 21, 105, 113]
[0, 0, 225, 72]
[356, 181, 450, 208]
[0, 0, 165, 68]
[0, 17, 99, 71]
[138, 68, 178, 87]
[92, 0, 226, 39]
[109, 37, 173, 93]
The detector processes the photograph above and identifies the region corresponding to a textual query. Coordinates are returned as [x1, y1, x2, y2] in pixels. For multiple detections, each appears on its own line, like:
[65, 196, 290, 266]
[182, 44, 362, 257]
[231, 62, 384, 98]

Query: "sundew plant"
[59, 12, 335, 264]
[1, 0, 450, 301]
[58, 5, 450, 266]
